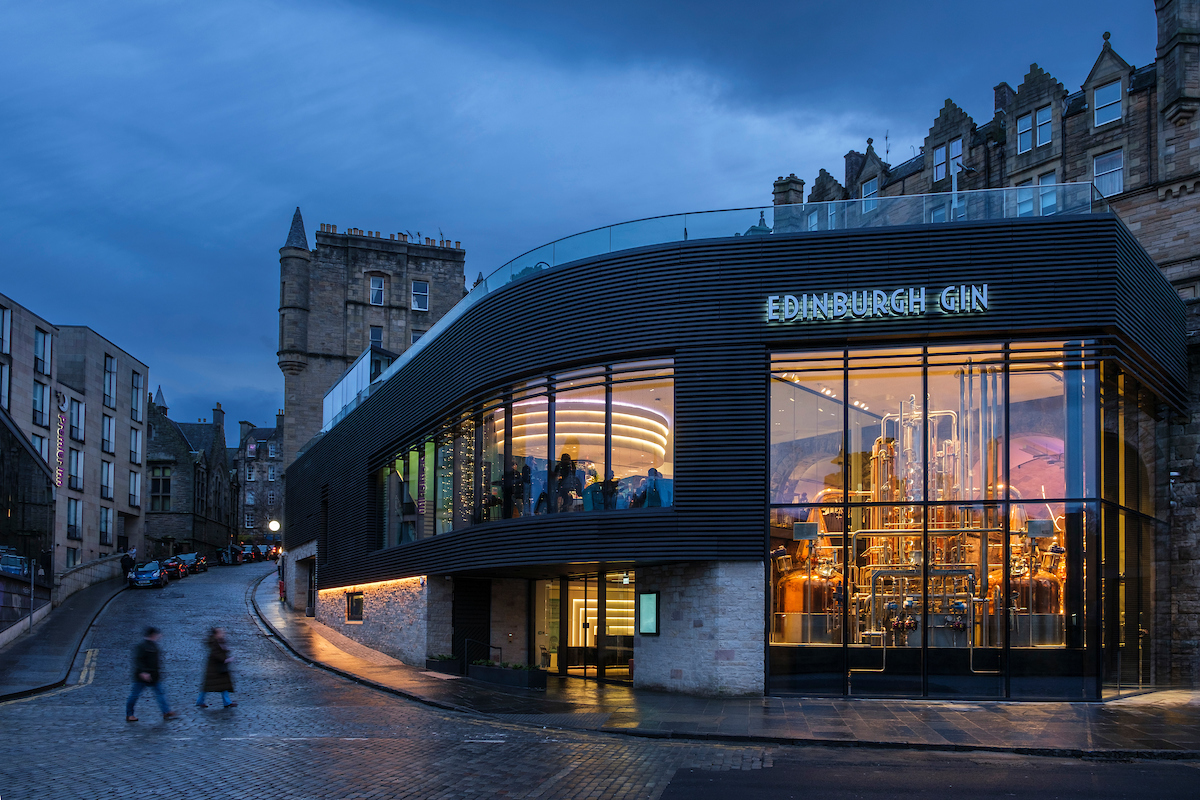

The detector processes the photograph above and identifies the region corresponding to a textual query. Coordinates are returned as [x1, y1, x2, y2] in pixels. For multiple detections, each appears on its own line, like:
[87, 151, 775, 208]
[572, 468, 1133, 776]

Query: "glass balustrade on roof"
[322, 184, 1110, 432]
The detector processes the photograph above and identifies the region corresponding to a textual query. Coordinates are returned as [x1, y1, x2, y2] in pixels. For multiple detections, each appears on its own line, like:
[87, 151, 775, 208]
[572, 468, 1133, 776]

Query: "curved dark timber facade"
[285, 214, 1186, 699]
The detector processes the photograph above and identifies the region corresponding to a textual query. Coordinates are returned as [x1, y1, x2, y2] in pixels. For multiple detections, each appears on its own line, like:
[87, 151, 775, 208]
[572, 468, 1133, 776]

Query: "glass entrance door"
[601, 571, 635, 682]
[565, 576, 596, 679]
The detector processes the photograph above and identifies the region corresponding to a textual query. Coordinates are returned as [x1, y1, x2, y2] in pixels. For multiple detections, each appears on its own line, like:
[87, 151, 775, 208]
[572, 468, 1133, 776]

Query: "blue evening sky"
[0, 1, 1157, 443]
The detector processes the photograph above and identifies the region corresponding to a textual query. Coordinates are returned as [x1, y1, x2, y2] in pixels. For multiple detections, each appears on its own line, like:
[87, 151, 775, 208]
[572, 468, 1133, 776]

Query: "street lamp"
[268, 520, 280, 533]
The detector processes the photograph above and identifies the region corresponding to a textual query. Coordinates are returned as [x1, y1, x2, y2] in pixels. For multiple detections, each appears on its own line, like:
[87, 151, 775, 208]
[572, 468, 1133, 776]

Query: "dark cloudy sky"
[0, 1, 1157, 443]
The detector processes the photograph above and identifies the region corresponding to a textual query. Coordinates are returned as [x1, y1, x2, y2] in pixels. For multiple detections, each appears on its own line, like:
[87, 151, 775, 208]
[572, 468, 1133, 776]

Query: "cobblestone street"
[1, 565, 1197, 799]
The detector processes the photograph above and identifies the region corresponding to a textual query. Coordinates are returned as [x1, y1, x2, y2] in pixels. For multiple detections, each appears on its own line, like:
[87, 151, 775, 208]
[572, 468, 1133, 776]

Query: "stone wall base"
[634, 560, 765, 696]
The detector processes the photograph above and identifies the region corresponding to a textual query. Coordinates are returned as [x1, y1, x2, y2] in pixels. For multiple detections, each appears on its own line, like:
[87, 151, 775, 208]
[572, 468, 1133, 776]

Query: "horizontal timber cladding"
[285, 213, 1187, 589]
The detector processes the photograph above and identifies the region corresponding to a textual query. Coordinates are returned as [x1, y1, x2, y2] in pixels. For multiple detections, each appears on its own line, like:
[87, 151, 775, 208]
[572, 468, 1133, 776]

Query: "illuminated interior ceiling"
[501, 399, 671, 474]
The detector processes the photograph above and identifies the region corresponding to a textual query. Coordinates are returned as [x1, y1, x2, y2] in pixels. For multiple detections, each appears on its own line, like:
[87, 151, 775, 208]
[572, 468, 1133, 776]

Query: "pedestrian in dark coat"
[120, 553, 134, 578]
[126, 627, 176, 722]
[195, 627, 236, 708]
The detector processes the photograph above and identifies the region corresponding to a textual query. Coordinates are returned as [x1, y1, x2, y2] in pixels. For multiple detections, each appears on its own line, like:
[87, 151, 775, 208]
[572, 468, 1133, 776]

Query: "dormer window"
[933, 138, 962, 182]
[1035, 106, 1052, 146]
[1018, 106, 1053, 154]
[861, 177, 878, 212]
[1094, 80, 1121, 126]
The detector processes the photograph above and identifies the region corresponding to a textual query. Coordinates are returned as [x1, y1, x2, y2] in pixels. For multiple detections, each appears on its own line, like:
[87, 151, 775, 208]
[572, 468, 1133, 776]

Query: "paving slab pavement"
[0, 575, 126, 699]
[250, 574, 1200, 759]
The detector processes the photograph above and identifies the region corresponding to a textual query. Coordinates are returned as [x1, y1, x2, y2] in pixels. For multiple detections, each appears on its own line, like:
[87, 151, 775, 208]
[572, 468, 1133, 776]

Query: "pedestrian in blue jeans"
[126, 627, 177, 722]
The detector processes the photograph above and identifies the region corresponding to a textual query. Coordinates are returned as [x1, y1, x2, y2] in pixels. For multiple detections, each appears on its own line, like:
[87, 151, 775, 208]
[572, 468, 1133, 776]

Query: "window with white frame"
[0, 305, 10, 354]
[0, 363, 8, 411]
[101, 460, 114, 500]
[1094, 80, 1121, 126]
[31, 434, 48, 463]
[32, 381, 49, 426]
[67, 498, 81, 538]
[69, 398, 85, 441]
[1094, 149, 1123, 196]
[244, 512, 254, 529]
[102, 415, 114, 453]
[129, 471, 141, 507]
[861, 177, 878, 212]
[246, 440, 256, 458]
[949, 138, 962, 178]
[1016, 178, 1035, 217]
[268, 490, 276, 505]
[411, 280, 429, 311]
[1036, 105, 1052, 146]
[103, 355, 116, 408]
[827, 204, 836, 228]
[130, 427, 141, 464]
[370, 277, 385, 306]
[69, 448, 83, 490]
[934, 144, 947, 180]
[99, 507, 113, 545]
[1017, 113, 1033, 153]
[131, 371, 143, 421]
[246, 465, 255, 482]
[369, 326, 383, 348]
[34, 328, 51, 375]
[806, 210, 818, 231]
[268, 465, 276, 481]
[246, 490, 256, 505]
[268, 442, 277, 458]
[1038, 171, 1057, 215]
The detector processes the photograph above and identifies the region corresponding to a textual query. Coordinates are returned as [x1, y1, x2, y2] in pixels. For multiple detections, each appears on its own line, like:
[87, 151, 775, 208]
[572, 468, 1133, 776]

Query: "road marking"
[0, 649, 98, 707]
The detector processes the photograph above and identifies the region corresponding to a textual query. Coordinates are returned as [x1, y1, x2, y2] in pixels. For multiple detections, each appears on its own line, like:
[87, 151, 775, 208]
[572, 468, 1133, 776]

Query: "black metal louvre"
[284, 214, 1186, 590]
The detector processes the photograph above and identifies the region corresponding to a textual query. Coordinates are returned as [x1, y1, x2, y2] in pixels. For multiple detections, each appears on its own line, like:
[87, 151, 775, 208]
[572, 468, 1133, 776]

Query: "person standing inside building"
[195, 627, 236, 709]
[126, 627, 177, 722]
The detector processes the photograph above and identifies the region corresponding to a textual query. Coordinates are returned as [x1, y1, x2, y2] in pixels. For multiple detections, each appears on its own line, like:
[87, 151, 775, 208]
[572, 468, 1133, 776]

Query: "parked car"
[177, 553, 207, 573]
[0, 553, 29, 577]
[161, 557, 188, 579]
[128, 561, 168, 589]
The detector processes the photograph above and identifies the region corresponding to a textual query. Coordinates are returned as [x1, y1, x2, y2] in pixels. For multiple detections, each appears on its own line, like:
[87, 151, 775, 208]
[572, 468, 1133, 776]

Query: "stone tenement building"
[230, 413, 285, 546]
[277, 208, 468, 471]
[142, 389, 235, 558]
[0, 292, 149, 570]
[772, 1, 1200, 684]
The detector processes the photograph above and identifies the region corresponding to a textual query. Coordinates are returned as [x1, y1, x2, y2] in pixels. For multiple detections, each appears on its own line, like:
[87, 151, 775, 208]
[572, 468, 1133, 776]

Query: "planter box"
[425, 658, 463, 675]
[468, 664, 547, 690]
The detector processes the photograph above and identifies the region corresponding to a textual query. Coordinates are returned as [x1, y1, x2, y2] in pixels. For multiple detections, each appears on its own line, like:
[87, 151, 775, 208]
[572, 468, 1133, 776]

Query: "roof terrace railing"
[322, 183, 1110, 431]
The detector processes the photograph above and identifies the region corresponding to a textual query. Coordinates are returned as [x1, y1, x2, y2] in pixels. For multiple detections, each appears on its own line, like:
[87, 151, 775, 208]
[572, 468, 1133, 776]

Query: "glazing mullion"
[921, 347, 929, 697]
[841, 348, 850, 696]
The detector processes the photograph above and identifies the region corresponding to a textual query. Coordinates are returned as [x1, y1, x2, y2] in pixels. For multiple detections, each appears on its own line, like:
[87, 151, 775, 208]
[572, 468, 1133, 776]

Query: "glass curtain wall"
[376, 359, 673, 544]
[769, 343, 1147, 699]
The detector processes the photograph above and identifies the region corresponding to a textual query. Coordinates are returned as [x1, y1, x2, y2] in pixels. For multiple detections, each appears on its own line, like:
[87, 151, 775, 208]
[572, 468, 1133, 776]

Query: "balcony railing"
[101, 486, 113, 500]
[70, 425, 83, 442]
[67, 524, 81, 540]
[129, 493, 140, 508]
[69, 476, 82, 491]
[130, 450, 140, 465]
[321, 183, 1111, 433]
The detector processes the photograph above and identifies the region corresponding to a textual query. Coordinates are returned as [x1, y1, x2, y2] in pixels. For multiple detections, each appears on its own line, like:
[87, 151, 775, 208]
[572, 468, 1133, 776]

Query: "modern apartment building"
[0, 292, 149, 571]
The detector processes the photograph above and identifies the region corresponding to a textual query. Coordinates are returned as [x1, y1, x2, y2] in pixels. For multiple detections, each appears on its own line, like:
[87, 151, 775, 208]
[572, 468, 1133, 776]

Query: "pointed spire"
[154, 384, 168, 414]
[285, 206, 309, 249]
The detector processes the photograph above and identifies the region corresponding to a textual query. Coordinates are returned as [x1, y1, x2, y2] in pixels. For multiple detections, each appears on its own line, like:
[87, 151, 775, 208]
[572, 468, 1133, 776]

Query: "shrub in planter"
[467, 660, 547, 690]
[424, 654, 462, 675]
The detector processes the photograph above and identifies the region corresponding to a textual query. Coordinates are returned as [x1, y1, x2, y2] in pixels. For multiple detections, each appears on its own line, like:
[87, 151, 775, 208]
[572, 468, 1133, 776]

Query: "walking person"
[126, 627, 177, 722]
[196, 627, 237, 708]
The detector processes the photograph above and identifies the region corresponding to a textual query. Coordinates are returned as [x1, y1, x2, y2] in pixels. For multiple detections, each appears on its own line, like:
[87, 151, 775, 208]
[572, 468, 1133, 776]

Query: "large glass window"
[769, 343, 1126, 699]
[375, 360, 674, 541]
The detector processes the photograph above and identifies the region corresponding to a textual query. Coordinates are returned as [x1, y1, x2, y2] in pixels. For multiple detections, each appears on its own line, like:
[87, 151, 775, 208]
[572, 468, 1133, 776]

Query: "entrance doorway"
[545, 570, 635, 684]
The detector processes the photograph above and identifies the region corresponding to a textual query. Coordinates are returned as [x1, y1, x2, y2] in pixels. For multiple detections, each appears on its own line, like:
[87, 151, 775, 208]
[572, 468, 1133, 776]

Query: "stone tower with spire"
[277, 207, 468, 473]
